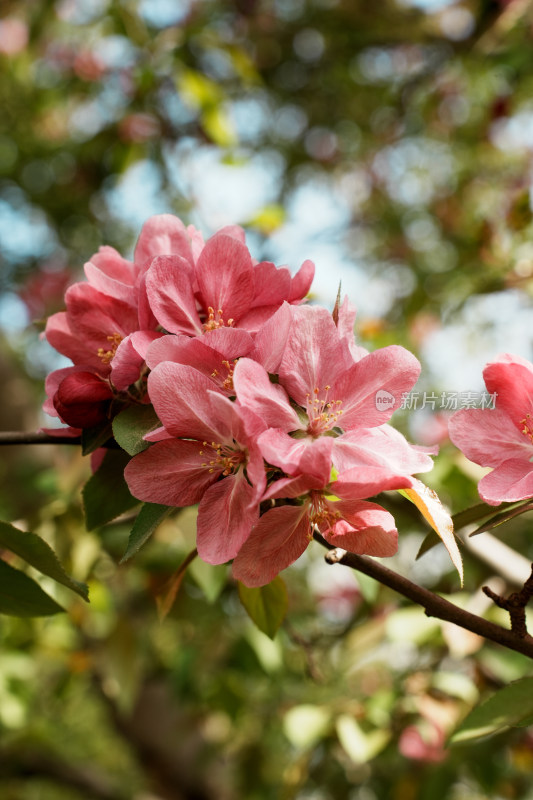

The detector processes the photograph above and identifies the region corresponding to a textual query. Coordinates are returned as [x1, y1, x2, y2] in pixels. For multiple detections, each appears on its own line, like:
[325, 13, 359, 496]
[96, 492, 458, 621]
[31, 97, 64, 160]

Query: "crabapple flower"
[233, 304, 432, 478]
[44, 214, 299, 429]
[232, 443, 400, 587]
[448, 353, 533, 504]
[124, 362, 266, 565]
[145, 232, 314, 338]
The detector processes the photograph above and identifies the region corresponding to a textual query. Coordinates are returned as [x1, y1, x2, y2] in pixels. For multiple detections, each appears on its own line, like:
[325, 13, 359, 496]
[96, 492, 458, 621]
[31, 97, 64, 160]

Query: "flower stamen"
[520, 413, 533, 443]
[199, 440, 245, 476]
[97, 332, 123, 365]
[203, 307, 235, 332]
[305, 385, 343, 437]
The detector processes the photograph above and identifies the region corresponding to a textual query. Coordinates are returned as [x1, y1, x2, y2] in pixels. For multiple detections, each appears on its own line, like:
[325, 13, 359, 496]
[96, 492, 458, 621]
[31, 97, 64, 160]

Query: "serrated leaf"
[0, 558, 64, 617]
[81, 421, 113, 455]
[82, 450, 138, 530]
[450, 678, 533, 744]
[452, 500, 520, 531]
[400, 478, 463, 584]
[238, 576, 288, 639]
[0, 520, 88, 601]
[112, 404, 161, 456]
[121, 503, 172, 563]
[416, 530, 441, 560]
[469, 501, 533, 537]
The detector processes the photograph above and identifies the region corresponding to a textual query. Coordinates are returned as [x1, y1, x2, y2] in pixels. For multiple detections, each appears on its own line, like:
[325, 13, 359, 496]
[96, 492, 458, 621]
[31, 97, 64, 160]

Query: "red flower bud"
[54, 371, 113, 429]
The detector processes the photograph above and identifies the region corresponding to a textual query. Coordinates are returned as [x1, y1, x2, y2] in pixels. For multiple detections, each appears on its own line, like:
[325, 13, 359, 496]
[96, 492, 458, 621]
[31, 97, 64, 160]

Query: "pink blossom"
[43, 214, 213, 427]
[233, 305, 432, 478]
[145, 231, 314, 337]
[124, 362, 266, 564]
[448, 353, 533, 504]
[232, 448, 399, 587]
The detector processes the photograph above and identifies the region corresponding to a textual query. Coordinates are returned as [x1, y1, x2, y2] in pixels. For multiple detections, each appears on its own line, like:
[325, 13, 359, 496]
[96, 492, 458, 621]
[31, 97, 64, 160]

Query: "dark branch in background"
[0, 746, 126, 800]
[0, 431, 82, 446]
[314, 532, 533, 661]
[483, 565, 533, 639]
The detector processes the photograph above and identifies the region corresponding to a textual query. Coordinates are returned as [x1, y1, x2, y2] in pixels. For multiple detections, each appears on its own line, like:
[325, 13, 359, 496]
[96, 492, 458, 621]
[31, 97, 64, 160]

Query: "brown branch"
[0, 431, 82, 445]
[482, 564, 533, 638]
[313, 532, 533, 660]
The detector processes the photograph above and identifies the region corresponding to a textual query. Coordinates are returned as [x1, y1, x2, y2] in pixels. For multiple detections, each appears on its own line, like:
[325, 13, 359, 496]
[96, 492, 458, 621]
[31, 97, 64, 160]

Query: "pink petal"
[144, 426, 172, 442]
[333, 345, 421, 429]
[196, 233, 254, 322]
[196, 473, 258, 564]
[233, 358, 300, 431]
[250, 302, 292, 372]
[232, 504, 311, 587]
[65, 283, 139, 339]
[39, 425, 81, 437]
[45, 312, 107, 372]
[279, 305, 351, 405]
[251, 261, 291, 306]
[84, 255, 138, 303]
[288, 259, 315, 303]
[111, 331, 162, 391]
[332, 426, 434, 476]
[137, 272, 158, 331]
[448, 408, 530, 467]
[201, 327, 254, 357]
[134, 214, 194, 271]
[478, 458, 533, 505]
[331, 467, 413, 500]
[483, 359, 533, 431]
[145, 255, 201, 335]
[124, 439, 218, 506]
[263, 472, 327, 501]
[336, 295, 368, 362]
[322, 499, 398, 556]
[258, 429, 333, 482]
[216, 224, 246, 244]
[146, 330, 253, 393]
[236, 304, 285, 333]
[88, 246, 138, 285]
[147, 362, 224, 441]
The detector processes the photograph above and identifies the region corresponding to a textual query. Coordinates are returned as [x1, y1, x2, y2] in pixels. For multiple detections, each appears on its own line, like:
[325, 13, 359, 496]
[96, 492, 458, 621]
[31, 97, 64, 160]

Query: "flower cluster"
[44, 214, 435, 586]
[44, 215, 313, 429]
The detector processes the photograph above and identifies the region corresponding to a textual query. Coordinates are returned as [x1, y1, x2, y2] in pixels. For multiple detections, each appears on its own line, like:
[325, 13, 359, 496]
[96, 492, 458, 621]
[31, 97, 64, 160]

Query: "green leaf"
[189, 559, 227, 603]
[0, 520, 88, 601]
[81, 421, 113, 455]
[416, 530, 441, 560]
[82, 450, 138, 530]
[120, 502, 172, 563]
[452, 500, 519, 531]
[469, 501, 533, 537]
[0, 558, 64, 617]
[238, 576, 288, 639]
[450, 678, 533, 744]
[112, 404, 161, 456]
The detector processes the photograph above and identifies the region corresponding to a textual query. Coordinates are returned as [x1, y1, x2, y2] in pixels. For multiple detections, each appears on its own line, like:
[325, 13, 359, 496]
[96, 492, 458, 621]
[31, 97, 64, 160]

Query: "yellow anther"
[97, 332, 123, 365]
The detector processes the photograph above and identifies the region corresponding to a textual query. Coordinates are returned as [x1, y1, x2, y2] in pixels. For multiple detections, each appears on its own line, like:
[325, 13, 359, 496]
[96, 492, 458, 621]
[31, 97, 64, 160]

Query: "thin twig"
[482, 564, 533, 639]
[0, 431, 82, 445]
[313, 532, 533, 660]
